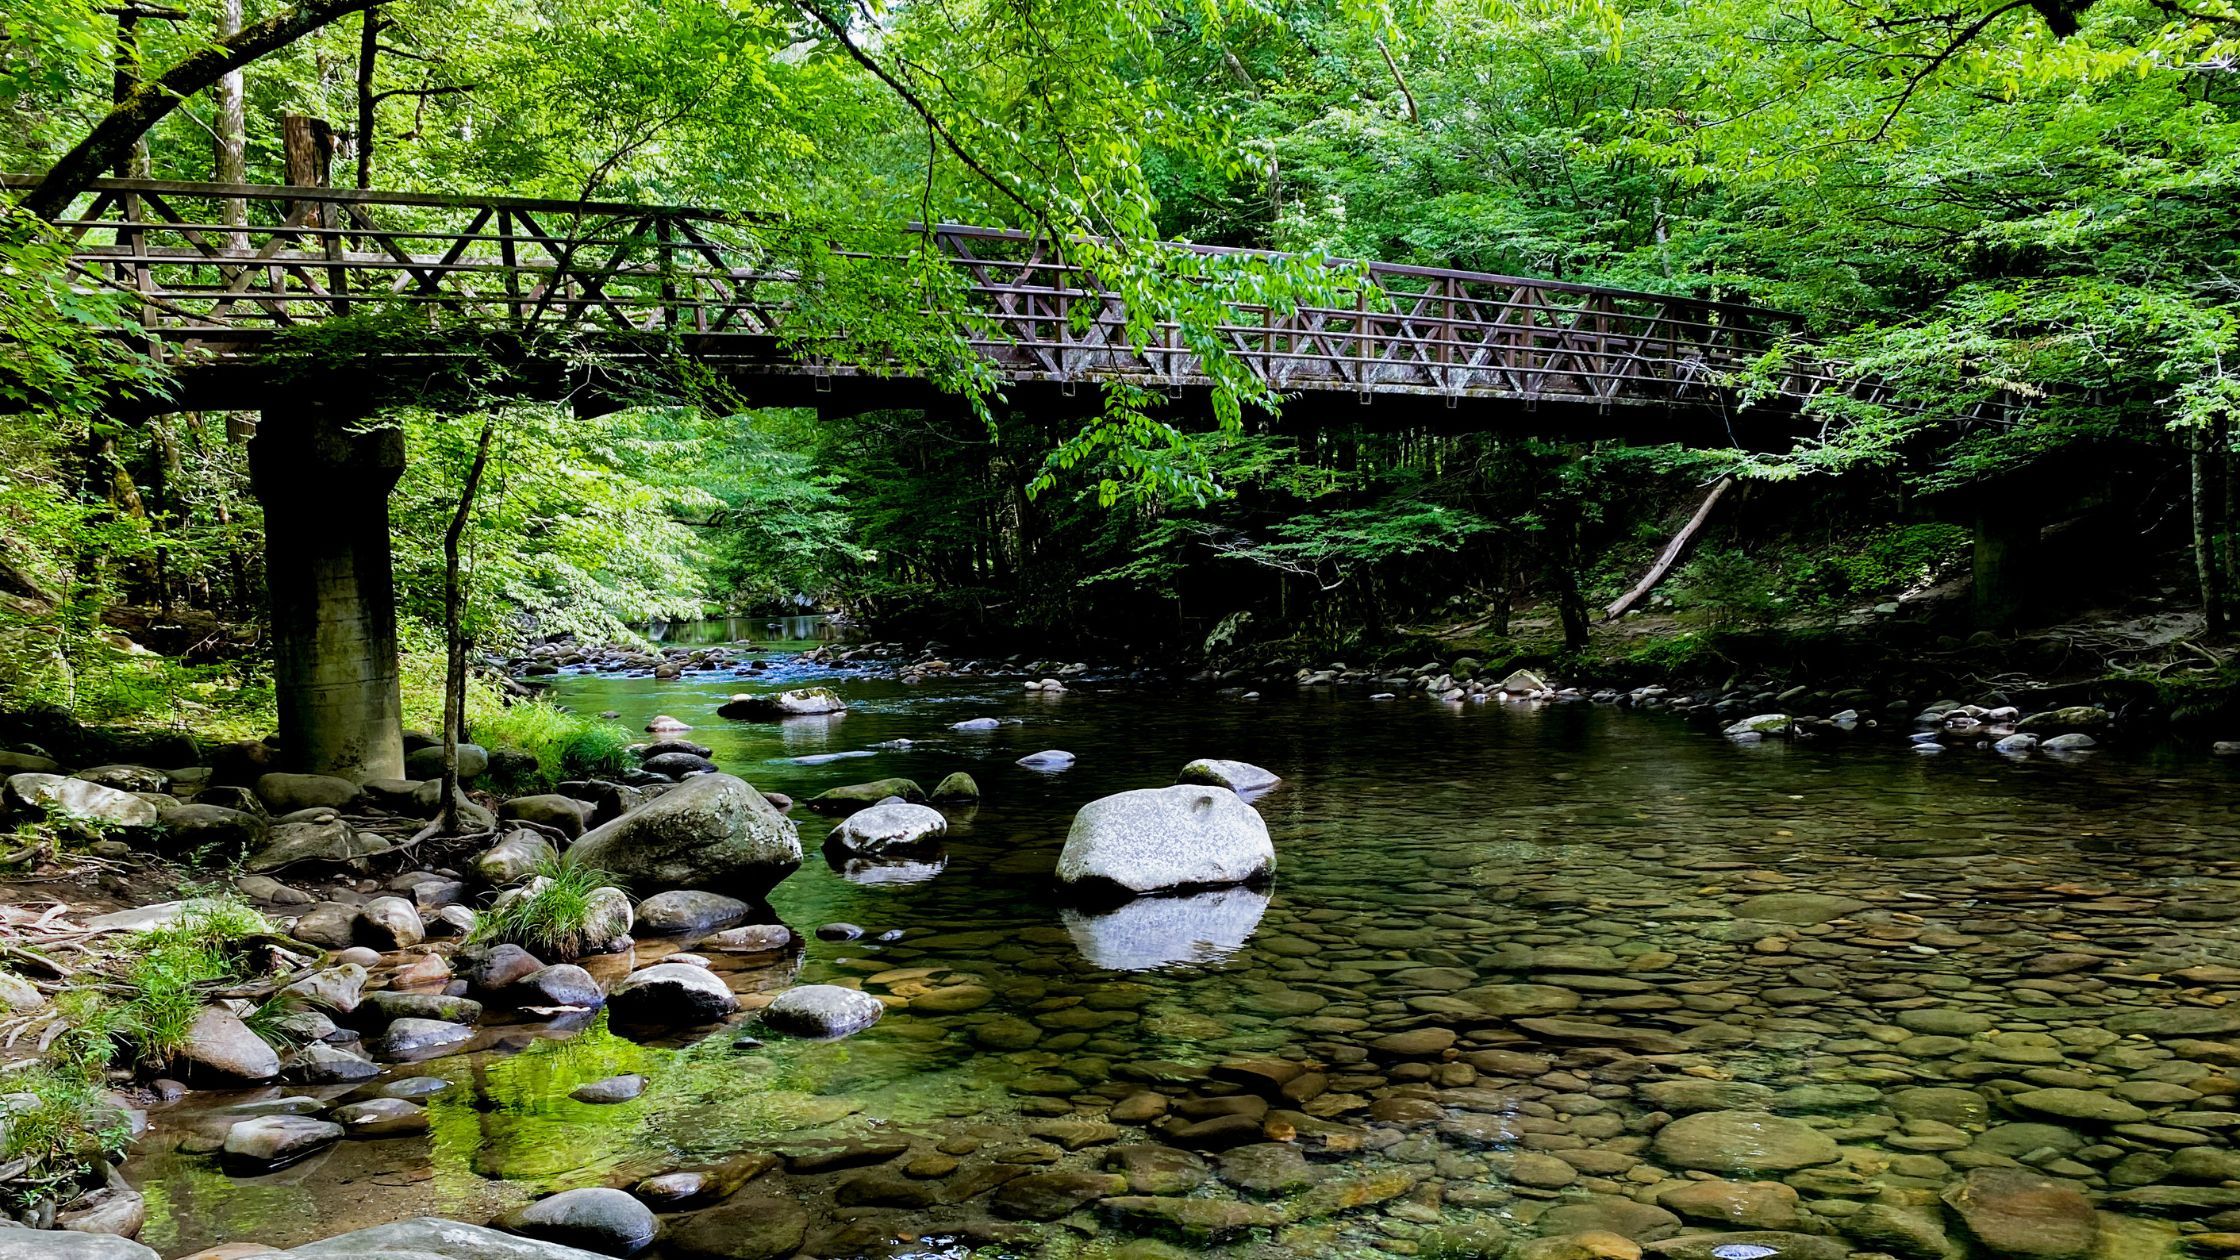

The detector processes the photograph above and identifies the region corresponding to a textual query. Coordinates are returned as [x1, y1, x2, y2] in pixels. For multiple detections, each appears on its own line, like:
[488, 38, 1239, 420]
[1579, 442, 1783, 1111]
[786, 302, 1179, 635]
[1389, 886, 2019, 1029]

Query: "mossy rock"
[929, 772, 979, 802]
[806, 778, 926, 815]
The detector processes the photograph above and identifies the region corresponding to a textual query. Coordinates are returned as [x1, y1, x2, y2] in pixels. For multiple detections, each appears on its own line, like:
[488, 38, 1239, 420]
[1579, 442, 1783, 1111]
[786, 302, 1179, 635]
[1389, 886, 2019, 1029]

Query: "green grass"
[468, 856, 623, 961]
[468, 697, 634, 792]
[0, 1064, 131, 1208]
[44, 895, 276, 1075]
[0, 897, 278, 1209]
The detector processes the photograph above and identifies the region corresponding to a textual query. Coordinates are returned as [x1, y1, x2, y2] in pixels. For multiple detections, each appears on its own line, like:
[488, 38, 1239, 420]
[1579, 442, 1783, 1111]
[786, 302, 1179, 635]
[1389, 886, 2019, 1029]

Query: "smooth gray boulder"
[640, 751, 717, 779]
[373, 1018, 474, 1059]
[502, 964, 605, 1010]
[222, 1113, 342, 1170]
[760, 984, 884, 1039]
[607, 963, 737, 1025]
[359, 896, 425, 949]
[248, 812, 391, 872]
[1176, 759, 1280, 795]
[333, 1096, 430, 1137]
[73, 764, 170, 793]
[174, 1005, 280, 1082]
[498, 795, 593, 838]
[288, 902, 362, 950]
[570, 1074, 646, 1104]
[1016, 749, 1075, 771]
[277, 1217, 614, 1259]
[157, 802, 267, 852]
[282, 1041, 380, 1084]
[0, 1233, 159, 1258]
[476, 829, 557, 885]
[1055, 785, 1273, 897]
[4, 773, 158, 830]
[1061, 885, 1271, 971]
[404, 743, 488, 780]
[805, 778, 924, 815]
[499, 1188, 658, 1256]
[826, 801, 946, 853]
[634, 890, 755, 936]
[255, 772, 364, 813]
[565, 774, 799, 897]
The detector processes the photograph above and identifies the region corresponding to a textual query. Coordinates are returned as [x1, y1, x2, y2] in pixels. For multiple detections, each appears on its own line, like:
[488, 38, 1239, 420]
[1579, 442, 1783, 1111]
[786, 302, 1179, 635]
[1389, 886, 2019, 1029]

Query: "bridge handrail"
[8, 174, 1890, 416]
[6, 175, 1800, 327]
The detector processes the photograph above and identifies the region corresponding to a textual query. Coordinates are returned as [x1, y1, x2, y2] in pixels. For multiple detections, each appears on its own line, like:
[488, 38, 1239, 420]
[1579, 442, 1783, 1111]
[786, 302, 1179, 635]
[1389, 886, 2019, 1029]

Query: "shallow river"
[128, 633, 2240, 1259]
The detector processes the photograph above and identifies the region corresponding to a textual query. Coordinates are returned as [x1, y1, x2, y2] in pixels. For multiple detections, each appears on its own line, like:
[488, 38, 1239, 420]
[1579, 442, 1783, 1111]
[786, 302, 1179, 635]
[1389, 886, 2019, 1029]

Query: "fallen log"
[1604, 477, 1733, 621]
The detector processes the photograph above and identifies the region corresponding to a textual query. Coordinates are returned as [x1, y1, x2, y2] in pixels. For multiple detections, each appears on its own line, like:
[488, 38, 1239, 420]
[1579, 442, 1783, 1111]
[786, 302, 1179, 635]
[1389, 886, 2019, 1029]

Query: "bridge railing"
[8, 176, 1861, 411]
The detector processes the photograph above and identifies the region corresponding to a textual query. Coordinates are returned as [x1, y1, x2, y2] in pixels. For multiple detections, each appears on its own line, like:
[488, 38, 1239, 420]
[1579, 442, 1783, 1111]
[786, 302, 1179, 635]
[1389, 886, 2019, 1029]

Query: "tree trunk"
[2223, 418, 2237, 629]
[354, 10, 380, 188]
[1554, 514, 1591, 652]
[214, 0, 248, 249]
[2195, 425, 2228, 636]
[440, 416, 497, 834]
[18, 0, 388, 222]
[111, 15, 151, 178]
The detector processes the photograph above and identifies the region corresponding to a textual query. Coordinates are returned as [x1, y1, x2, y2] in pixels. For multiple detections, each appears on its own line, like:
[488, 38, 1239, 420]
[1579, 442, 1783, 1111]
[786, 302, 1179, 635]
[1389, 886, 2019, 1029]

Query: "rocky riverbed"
[20, 636, 2240, 1259]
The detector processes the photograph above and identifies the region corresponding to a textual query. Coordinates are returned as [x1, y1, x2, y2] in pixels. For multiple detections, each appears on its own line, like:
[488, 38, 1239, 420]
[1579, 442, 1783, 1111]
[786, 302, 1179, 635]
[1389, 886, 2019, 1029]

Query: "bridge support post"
[1971, 508, 2041, 633]
[248, 408, 407, 781]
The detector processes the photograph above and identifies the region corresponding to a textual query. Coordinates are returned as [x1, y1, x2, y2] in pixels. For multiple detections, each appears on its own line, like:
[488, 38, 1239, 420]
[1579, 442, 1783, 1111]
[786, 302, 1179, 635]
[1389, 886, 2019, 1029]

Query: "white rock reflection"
[1061, 885, 1270, 971]
[830, 850, 948, 885]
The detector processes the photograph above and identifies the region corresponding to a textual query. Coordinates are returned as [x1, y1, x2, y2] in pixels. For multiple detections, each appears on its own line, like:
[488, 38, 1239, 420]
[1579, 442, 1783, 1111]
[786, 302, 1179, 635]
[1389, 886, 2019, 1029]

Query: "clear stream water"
[126, 624, 2240, 1259]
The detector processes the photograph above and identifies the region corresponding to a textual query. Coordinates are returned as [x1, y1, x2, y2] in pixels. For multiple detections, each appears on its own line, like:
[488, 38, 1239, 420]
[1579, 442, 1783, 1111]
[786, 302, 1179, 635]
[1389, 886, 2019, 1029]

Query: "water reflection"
[1061, 884, 1271, 971]
[828, 851, 948, 885]
[644, 613, 844, 645]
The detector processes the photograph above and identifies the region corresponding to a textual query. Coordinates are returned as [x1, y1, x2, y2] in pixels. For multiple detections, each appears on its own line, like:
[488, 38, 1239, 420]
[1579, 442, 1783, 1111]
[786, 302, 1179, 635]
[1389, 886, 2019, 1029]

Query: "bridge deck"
[10, 176, 1863, 420]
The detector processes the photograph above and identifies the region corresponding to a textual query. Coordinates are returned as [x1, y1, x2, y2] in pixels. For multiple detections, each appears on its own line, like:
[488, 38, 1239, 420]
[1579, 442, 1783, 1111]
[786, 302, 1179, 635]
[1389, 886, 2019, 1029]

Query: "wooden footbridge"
[10, 175, 1866, 423]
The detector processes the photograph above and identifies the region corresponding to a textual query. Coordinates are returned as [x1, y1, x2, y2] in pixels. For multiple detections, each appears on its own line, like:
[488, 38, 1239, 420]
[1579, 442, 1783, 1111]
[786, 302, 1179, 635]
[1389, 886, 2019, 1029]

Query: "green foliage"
[469, 699, 634, 791]
[1674, 525, 1969, 629]
[1673, 549, 1785, 630]
[469, 857, 621, 962]
[40, 896, 276, 1076]
[0, 1064, 129, 1209]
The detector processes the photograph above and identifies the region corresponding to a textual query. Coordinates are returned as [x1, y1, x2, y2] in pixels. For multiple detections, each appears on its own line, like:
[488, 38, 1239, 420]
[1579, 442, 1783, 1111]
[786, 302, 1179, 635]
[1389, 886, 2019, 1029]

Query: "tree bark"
[2194, 425, 2227, 636]
[440, 416, 497, 834]
[214, 0, 249, 249]
[354, 10, 380, 188]
[2222, 418, 2236, 629]
[18, 0, 389, 222]
[112, 15, 151, 178]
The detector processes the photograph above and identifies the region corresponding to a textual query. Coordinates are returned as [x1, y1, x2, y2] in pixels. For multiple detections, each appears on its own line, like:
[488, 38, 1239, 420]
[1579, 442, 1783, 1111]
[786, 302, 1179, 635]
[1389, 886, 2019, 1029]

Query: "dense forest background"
[5, 0, 2240, 735]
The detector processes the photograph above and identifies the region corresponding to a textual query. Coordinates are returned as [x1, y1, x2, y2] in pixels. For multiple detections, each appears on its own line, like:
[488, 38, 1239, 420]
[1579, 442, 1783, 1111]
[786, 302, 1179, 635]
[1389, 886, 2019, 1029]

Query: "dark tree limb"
[18, 0, 392, 221]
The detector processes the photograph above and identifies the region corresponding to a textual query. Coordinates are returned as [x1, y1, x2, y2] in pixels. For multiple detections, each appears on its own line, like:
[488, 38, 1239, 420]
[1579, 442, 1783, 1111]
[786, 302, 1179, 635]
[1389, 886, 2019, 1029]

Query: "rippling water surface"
[128, 629, 2240, 1259]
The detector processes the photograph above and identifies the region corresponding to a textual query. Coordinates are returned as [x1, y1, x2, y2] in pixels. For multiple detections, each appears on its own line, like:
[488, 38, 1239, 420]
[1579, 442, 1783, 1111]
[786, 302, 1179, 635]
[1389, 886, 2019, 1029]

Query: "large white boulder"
[827, 801, 947, 854]
[1055, 785, 1273, 897]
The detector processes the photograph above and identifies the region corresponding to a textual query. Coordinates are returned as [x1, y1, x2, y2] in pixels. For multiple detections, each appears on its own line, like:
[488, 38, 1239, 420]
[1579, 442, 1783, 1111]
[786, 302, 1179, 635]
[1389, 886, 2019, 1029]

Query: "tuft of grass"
[469, 856, 623, 962]
[468, 698, 633, 793]
[0, 898, 277, 1209]
[40, 895, 276, 1074]
[0, 1064, 131, 1209]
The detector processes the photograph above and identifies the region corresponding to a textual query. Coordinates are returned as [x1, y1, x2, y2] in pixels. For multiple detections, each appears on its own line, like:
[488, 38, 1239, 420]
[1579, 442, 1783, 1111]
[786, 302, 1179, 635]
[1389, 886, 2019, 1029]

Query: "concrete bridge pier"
[248, 407, 407, 781]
